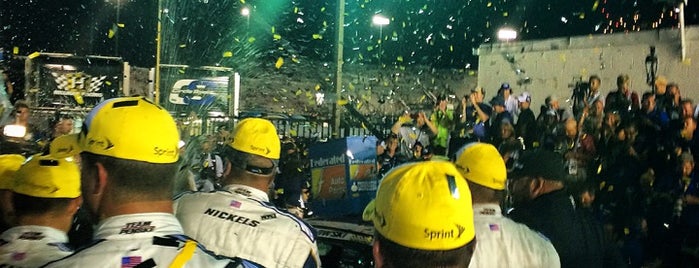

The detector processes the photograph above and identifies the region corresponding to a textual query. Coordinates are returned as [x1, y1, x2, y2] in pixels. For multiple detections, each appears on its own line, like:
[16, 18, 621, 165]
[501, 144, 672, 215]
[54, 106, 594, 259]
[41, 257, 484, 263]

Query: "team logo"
[52, 72, 105, 96]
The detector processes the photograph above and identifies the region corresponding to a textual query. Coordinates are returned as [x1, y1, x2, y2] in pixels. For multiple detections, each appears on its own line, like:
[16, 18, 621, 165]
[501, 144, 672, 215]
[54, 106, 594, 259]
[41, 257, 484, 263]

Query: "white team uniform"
[469, 204, 561, 268]
[42, 213, 252, 267]
[1, 226, 72, 267]
[174, 184, 320, 268]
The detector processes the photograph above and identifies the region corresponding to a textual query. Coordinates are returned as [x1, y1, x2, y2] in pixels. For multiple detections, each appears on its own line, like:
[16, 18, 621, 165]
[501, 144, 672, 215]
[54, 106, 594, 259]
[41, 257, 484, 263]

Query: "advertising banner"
[159, 66, 232, 115]
[29, 55, 123, 108]
[309, 136, 379, 217]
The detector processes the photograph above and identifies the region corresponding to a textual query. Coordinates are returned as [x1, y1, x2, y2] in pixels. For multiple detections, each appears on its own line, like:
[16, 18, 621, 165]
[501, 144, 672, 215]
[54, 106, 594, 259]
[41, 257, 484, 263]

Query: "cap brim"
[362, 199, 377, 222]
[49, 134, 83, 158]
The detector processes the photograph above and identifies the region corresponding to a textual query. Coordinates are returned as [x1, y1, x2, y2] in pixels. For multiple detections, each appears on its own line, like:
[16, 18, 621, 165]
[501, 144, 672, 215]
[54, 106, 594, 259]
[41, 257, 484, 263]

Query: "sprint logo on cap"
[248, 144, 271, 156]
[424, 224, 466, 241]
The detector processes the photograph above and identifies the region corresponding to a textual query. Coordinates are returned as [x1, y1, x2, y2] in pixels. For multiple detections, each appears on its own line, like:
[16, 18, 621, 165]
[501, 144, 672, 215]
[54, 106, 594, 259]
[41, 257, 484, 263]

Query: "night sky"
[1, 0, 695, 70]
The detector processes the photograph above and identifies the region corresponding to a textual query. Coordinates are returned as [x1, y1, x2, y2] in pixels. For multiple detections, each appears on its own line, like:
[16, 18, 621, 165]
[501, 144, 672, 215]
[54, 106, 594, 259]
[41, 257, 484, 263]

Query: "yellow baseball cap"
[0, 154, 26, 190]
[362, 161, 474, 250]
[49, 134, 81, 158]
[72, 97, 180, 163]
[454, 142, 507, 190]
[230, 118, 280, 160]
[13, 154, 81, 198]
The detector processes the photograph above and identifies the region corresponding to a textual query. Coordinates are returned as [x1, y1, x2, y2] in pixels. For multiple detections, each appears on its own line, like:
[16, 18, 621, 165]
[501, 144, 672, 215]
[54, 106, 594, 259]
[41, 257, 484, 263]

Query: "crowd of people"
[0, 71, 697, 267]
[375, 74, 699, 267]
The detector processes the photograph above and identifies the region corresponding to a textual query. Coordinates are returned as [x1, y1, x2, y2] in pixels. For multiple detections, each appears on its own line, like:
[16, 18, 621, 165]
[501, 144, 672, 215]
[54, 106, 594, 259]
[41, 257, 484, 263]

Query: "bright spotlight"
[241, 7, 250, 17]
[372, 14, 390, 26]
[497, 28, 517, 42]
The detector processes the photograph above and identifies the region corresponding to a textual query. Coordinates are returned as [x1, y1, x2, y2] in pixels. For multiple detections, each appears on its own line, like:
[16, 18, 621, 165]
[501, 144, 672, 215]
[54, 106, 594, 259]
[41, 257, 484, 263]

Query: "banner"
[309, 136, 379, 217]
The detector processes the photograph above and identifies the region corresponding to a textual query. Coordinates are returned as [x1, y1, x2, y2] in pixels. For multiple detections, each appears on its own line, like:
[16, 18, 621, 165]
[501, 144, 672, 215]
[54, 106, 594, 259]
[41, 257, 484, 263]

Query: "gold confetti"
[179, 44, 186, 48]
[223, 51, 233, 57]
[449, 45, 454, 52]
[273, 34, 282, 40]
[397, 56, 403, 62]
[105, 81, 112, 86]
[419, 95, 426, 102]
[271, 26, 275, 33]
[248, 37, 256, 43]
[290, 129, 298, 136]
[468, 70, 476, 76]
[28, 52, 41, 59]
[295, 90, 303, 96]
[12, 47, 19, 54]
[275, 57, 284, 69]
[337, 99, 348, 106]
[320, 7, 325, 12]
[312, 34, 323, 40]
[108, 29, 115, 39]
[579, 13, 585, 19]
[313, 84, 320, 91]
[240, 0, 245, 3]
[357, 102, 363, 109]
[73, 94, 84, 105]
[291, 57, 300, 63]
[117, 23, 125, 28]
[273, 97, 279, 102]
[503, 12, 508, 17]
[487, 2, 492, 7]
[294, 7, 298, 13]
[592, 0, 599, 11]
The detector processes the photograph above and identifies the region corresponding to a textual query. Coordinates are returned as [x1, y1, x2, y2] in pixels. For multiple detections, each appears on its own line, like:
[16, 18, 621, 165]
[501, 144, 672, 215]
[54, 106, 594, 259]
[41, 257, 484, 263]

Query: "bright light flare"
[372, 15, 390, 26]
[497, 28, 517, 41]
[241, 7, 250, 17]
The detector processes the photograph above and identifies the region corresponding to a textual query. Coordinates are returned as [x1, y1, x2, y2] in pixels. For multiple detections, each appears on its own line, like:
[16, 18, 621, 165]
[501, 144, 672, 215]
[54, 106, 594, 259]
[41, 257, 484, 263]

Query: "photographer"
[391, 110, 434, 161]
[449, 87, 492, 157]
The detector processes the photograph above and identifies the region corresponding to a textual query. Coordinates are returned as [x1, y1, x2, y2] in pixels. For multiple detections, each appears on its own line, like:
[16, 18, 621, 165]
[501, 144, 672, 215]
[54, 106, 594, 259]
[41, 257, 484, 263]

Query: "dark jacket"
[509, 190, 625, 268]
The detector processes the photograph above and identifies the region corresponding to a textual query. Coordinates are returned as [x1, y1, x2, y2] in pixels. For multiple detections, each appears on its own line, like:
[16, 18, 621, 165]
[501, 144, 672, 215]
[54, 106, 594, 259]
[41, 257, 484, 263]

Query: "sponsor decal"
[260, 214, 277, 220]
[119, 221, 156, 234]
[233, 188, 251, 197]
[479, 208, 497, 215]
[248, 145, 271, 156]
[121, 256, 142, 268]
[424, 224, 466, 241]
[489, 224, 500, 232]
[204, 208, 260, 227]
[153, 146, 177, 157]
[18, 232, 45, 240]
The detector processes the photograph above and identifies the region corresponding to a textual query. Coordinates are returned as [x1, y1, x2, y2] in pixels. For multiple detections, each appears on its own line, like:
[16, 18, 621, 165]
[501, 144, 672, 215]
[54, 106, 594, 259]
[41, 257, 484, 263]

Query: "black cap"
[509, 149, 567, 181]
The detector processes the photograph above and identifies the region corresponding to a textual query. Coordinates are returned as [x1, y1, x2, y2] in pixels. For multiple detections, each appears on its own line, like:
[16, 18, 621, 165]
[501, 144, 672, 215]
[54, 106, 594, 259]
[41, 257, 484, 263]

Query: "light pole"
[241, 7, 250, 30]
[372, 14, 390, 66]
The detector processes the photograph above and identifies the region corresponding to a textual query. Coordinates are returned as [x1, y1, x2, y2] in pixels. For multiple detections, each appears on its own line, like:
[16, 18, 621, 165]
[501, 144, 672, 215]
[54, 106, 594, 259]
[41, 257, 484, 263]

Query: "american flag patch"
[230, 200, 242, 208]
[121, 256, 142, 268]
[489, 224, 500, 232]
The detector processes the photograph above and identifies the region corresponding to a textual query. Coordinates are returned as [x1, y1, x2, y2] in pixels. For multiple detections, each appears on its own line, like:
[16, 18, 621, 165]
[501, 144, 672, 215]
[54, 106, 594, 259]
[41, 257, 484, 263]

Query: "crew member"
[174, 118, 320, 268]
[363, 161, 476, 267]
[43, 97, 251, 267]
[0, 155, 81, 267]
